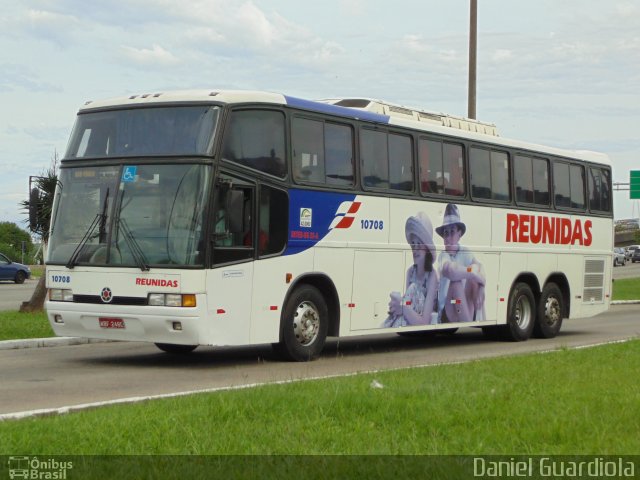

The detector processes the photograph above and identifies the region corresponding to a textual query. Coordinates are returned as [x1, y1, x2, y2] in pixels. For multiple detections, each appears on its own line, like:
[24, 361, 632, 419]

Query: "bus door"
[206, 174, 255, 346]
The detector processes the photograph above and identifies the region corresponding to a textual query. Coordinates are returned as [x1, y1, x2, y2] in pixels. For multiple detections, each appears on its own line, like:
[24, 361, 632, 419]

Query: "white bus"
[43, 90, 613, 361]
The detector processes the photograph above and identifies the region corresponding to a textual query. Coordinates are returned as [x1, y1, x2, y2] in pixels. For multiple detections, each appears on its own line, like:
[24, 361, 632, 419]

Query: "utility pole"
[468, 0, 477, 119]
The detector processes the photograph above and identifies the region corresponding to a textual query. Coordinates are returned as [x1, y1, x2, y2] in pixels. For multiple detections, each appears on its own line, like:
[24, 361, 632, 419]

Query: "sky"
[1, 0, 639, 228]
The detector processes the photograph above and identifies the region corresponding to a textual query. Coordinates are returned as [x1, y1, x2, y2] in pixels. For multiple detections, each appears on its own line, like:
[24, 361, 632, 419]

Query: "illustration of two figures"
[383, 203, 486, 328]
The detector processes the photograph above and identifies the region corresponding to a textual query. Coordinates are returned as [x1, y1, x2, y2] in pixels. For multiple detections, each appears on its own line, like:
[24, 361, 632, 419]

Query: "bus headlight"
[49, 288, 74, 302]
[147, 293, 196, 307]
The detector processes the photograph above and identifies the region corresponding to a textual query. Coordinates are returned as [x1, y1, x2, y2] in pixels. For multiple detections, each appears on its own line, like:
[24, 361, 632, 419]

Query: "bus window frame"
[220, 106, 288, 181]
[587, 164, 613, 214]
[552, 159, 587, 213]
[290, 113, 356, 190]
[359, 126, 416, 195]
[513, 152, 551, 209]
[418, 135, 467, 200]
[469, 144, 512, 205]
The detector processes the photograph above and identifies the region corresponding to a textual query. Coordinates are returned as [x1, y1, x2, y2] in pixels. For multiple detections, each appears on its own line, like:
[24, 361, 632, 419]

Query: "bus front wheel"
[155, 343, 198, 354]
[500, 282, 535, 342]
[275, 285, 328, 362]
[533, 282, 563, 339]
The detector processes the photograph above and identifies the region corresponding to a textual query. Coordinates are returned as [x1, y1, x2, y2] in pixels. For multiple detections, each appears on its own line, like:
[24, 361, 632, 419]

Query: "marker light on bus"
[148, 293, 196, 307]
[49, 288, 73, 302]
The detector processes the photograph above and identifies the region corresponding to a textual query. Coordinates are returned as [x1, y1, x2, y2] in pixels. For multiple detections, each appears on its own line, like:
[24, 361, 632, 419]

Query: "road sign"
[631, 171, 640, 199]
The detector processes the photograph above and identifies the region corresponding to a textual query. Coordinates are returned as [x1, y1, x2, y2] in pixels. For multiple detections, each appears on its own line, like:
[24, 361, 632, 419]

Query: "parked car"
[632, 248, 640, 264]
[0, 253, 31, 284]
[626, 245, 640, 261]
[613, 248, 626, 266]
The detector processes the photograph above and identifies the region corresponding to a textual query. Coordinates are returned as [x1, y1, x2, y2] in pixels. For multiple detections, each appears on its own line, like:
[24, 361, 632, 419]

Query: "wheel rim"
[544, 296, 561, 326]
[293, 300, 320, 346]
[514, 294, 532, 330]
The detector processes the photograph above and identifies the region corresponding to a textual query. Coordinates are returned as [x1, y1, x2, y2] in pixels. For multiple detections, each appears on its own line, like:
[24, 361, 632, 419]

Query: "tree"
[0, 222, 34, 263]
[18, 155, 59, 312]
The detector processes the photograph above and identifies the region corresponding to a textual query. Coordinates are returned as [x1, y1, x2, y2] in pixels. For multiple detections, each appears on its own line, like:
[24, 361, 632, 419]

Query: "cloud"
[120, 44, 180, 67]
[22, 8, 84, 47]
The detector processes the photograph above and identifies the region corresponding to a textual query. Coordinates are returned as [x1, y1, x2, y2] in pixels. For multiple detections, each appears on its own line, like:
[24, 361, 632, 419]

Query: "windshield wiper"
[66, 188, 110, 269]
[119, 218, 150, 271]
[65, 213, 104, 269]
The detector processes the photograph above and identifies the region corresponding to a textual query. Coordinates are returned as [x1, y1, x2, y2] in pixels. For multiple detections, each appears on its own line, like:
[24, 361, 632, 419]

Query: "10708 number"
[361, 219, 384, 230]
[51, 275, 71, 283]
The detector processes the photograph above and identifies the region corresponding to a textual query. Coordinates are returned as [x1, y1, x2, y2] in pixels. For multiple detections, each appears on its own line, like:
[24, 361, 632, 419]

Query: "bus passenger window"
[515, 155, 534, 203]
[532, 158, 550, 206]
[443, 143, 464, 196]
[419, 139, 441, 194]
[491, 150, 510, 201]
[361, 129, 389, 189]
[389, 133, 413, 191]
[222, 110, 286, 178]
[292, 117, 325, 184]
[325, 123, 354, 186]
[553, 163, 571, 208]
[470, 148, 492, 199]
[589, 167, 611, 212]
[570, 164, 585, 209]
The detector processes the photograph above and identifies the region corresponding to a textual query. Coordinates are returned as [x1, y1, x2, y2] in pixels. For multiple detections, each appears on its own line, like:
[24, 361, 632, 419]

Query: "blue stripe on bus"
[284, 96, 390, 124]
[284, 189, 357, 256]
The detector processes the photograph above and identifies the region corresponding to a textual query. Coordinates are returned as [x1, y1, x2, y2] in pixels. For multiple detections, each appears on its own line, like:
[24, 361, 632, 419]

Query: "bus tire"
[533, 282, 564, 339]
[276, 285, 328, 362]
[499, 282, 535, 342]
[155, 343, 198, 354]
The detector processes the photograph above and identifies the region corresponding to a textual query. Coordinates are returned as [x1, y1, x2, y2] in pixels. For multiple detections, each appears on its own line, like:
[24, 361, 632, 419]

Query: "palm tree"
[19, 156, 58, 312]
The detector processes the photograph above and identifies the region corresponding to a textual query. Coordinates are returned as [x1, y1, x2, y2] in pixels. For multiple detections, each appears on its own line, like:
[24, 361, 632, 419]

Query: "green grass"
[0, 310, 53, 340]
[612, 277, 640, 301]
[1, 340, 638, 456]
[29, 265, 45, 278]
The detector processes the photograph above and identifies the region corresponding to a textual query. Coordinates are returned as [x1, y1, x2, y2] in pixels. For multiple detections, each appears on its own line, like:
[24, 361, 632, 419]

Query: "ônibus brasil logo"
[8, 456, 73, 479]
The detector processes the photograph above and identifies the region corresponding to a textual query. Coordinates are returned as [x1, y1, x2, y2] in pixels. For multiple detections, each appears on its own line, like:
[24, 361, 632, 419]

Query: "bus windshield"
[48, 164, 211, 267]
[64, 106, 219, 158]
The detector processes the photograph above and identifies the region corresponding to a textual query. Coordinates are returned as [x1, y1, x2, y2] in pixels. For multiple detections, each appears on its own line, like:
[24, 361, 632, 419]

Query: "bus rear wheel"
[275, 285, 328, 362]
[533, 283, 563, 338]
[155, 343, 198, 354]
[499, 282, 535, 341]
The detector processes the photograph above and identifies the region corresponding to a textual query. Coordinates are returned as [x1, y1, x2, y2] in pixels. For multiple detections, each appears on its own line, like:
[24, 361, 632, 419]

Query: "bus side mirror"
[29, 187, 41, 231]
[226, 189, 245, 234]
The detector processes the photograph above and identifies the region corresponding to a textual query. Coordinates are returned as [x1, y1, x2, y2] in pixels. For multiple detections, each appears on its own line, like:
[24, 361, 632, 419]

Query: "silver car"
[613, 248, 626, 266]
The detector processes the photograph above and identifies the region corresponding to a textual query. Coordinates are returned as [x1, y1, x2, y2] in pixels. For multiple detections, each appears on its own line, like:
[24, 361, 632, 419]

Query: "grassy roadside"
[0, 310, 53, 340]
[1, 340, 638, 455]
[612, 276, 640, 301]
[29, 265, 45, 278]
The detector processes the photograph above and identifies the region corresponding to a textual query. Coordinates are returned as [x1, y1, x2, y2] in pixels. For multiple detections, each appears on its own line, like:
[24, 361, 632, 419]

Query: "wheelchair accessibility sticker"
[122, 166, 137, 183]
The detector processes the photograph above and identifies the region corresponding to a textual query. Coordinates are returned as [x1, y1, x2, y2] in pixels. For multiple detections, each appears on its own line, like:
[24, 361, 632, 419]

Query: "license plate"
[99, 317, 126, 329]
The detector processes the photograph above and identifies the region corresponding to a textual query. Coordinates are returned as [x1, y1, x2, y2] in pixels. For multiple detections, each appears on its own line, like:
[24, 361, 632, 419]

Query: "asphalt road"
[613, 258, 640, 279]
[0, 278, 39, 311]
[1, 304, 638, 418]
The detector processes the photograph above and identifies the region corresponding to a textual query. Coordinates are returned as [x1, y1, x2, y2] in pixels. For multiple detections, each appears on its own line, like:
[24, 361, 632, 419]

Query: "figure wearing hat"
[383, 212, 439, 327]
[436, 203, 486, 323]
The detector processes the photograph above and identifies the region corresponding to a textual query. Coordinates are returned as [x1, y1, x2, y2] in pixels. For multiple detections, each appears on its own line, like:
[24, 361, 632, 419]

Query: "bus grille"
[72, 295, 148, 306]
[583, 259, 605, 303]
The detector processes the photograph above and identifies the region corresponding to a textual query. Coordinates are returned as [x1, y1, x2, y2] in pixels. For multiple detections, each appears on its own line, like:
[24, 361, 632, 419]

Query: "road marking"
[0, 338, 633, 422]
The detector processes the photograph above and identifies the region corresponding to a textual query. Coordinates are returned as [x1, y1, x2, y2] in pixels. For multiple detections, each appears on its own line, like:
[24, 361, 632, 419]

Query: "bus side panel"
[205, 263, 254, 346]
[350, 249, 405, 330]
[250, 251, 315, 345]
[313, 247, 355, 336]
